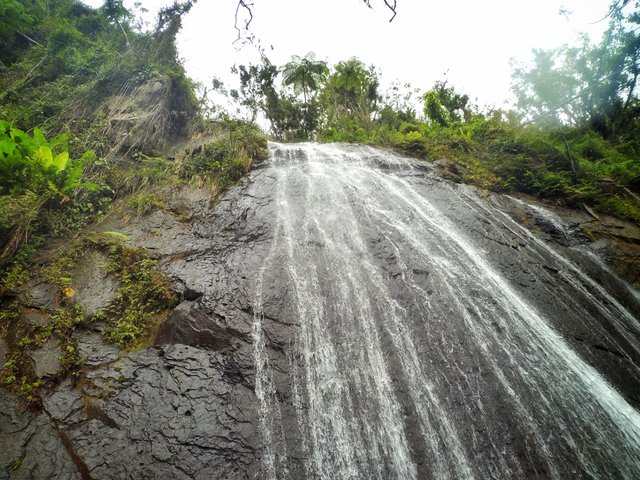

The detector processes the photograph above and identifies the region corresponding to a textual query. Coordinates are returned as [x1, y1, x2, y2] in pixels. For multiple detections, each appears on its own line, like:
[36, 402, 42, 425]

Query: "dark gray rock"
[30, 340, 61, 378]
[42, 380, 84, 423]
[0, 339, 8, 364]
[22, 283, 57, 309]
[0, 390, 81, 480]
[52, 344, 258, 480]
[97, 208, 209, 258]
[22, 310, 51, 328]
[76, 332, 120, 367]
[155, 301, 235, 348]
[432, 158, 468, 182]
[71, 250, 119, 316]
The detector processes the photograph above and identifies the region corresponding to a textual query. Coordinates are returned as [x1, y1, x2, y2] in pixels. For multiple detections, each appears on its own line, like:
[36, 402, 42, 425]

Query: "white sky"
[86, 0, 612, 112]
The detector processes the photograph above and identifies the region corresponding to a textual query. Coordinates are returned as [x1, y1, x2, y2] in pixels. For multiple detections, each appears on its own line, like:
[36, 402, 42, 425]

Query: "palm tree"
[282, 52, 328, 106]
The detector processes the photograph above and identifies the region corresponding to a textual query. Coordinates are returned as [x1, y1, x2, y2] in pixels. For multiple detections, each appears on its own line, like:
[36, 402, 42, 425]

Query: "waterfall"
[251, 142, 640, 479]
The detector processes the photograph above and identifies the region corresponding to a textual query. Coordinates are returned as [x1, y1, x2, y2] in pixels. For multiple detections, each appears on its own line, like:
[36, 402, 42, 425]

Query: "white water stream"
[252, 143, 640, 479]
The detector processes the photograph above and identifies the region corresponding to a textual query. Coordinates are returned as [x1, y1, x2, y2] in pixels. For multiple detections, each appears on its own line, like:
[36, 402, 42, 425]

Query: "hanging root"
[0, 225, 29, 268]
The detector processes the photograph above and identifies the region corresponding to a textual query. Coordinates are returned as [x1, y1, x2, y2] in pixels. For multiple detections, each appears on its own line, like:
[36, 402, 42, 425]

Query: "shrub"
[0, 121, 96, 266]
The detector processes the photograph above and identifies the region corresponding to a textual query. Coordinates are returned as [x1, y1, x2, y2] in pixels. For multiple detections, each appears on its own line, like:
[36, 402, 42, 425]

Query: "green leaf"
[48, 133, 69, 148]
[37, 145, 53, 166]
[75, 182, 100, 191]
[52, 151, 69, 171]
[33, 128, 46, 146]
[0, 139, 16, 156]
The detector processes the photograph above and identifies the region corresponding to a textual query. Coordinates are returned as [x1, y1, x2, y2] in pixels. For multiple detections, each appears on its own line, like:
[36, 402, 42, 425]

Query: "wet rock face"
[44, 345, 258, 480]
[0, 339, 7, 364]
[155, 301, 235, 349]
[0, 390, 81, 480]
[3, 142, 640, 479]
[22, 310, 51, 328]
[71, 251, 119, 317]
[30, 340, 61, 378]
[76, 332, 119, 367]
[21, 282, 57, 310]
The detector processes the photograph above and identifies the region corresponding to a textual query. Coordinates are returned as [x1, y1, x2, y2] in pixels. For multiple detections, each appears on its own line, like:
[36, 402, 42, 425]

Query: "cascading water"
[250, 142, 640, 479]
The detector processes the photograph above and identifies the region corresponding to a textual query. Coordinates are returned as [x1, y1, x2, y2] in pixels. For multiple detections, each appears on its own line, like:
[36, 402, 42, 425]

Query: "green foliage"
[354, 80, 640, 222]
[233, 54, 380, 141]
[112, 154, 172, 195]
[1, 262, 30, 291]
[98, 240, 177, 347]
[179, 120, 268, 189]
[423, 81, 472, 127]
[0, 122, 96, 197]
[321, 58, 380, 139]
[0, 0, 39, 64]
[282, 52, 328, 104]
[232, 57, 311, 140]
[127, 194, 165, 216]
[0, 122, 99, 267]
[512, 3, 640, 141]
[281, 52, 328, 137]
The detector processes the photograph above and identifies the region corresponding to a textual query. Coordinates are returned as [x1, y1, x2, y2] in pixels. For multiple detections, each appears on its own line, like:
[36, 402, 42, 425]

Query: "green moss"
[127, 193, 165, 216]
[85, 236, 177, 348]
[0, 232, 178, 407]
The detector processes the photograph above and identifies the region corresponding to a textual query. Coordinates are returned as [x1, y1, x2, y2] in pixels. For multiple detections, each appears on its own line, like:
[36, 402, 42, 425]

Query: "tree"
[282, 52, 328, 106]
[512, 1, 639, 139]
[281, 52, 328, 136]
[232, 56, 309, 140]
[422, 81, 472, 127]
[321, 58, 380, 136]
[0, 0, 42, 65]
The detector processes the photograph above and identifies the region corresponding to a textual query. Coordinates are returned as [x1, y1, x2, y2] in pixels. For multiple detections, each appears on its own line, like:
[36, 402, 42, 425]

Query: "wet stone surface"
[21, 282, 57, 310]
[46, 344, 258, 480]
[2, 143, 640, 479]
[71, 251, 119, 317]
[0, 339, 9, 363]
[30, 340, 61, 378]
[0, 390, 81, 480]
[76, 332, 120, 367]
[22, 310, 51, 328]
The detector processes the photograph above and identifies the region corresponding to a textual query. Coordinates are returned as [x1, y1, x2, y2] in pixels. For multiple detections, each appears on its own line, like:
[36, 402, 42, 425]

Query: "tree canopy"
[512, 0, 639, 141]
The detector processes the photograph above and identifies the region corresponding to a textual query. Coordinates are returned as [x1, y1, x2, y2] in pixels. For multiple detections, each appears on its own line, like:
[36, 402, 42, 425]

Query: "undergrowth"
[355, 116, 640, 223]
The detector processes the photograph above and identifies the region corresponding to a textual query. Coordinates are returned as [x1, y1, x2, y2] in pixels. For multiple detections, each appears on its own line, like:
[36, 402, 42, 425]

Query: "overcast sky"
[86, 0, 612, 111]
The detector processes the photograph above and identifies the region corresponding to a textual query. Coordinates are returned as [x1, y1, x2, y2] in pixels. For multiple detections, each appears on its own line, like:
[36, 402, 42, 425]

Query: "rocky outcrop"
[43, 345, 258, 480]
[0, 390, 81, 479]
[2, 143, 640, 478]
[71, 251, 119, 317]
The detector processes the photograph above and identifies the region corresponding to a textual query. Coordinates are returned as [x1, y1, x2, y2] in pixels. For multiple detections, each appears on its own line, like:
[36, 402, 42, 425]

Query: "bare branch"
[362, 0, 397, 22]
[383, 0, 397, 22]
[234, 0, 397, 43]
[234, 0, 254, 43]
[17, 30, 43, 47]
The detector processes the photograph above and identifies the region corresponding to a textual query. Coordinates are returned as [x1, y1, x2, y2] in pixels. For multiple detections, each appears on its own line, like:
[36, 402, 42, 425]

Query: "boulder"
[31, 340, 61, 377]
[23, 309, 52, 328]
[23, 282, 58, 309]
[71, 250, 119, 317]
